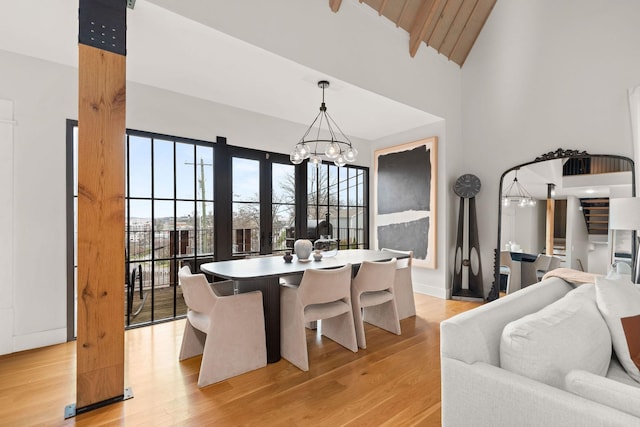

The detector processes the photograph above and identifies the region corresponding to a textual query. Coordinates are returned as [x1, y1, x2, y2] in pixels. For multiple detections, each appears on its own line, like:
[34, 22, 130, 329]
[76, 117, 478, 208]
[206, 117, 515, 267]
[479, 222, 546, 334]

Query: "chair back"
[381, 248, 413, 269]
[297, 264, 352, 306]
[548, 256, 563, 271]
[533, 254, 552, 271]
[352, 259, 397, 293]
[500, 251, 512, 267]
[178, 265, 217, 314]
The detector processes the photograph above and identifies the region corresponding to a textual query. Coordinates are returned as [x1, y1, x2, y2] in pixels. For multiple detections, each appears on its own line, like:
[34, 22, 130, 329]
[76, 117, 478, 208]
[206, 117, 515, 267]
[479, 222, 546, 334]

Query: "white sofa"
[441, 277, 640, 427]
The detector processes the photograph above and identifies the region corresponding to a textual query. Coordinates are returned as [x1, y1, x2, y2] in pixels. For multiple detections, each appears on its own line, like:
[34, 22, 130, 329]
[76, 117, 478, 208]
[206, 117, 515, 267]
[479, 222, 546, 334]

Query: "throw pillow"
[500, 284, 612, 389]
[595, 276, 640, 383]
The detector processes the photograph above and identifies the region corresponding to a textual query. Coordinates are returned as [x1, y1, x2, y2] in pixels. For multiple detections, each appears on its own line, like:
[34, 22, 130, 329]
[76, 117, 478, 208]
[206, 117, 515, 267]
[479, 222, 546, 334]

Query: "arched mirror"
[490, 149, 635, 300]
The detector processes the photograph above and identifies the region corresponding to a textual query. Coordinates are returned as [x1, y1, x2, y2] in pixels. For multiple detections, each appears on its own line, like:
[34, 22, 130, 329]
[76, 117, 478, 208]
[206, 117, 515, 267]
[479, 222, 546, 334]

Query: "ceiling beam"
[329, 0, 342, 13]
[409, 0, 440, 58]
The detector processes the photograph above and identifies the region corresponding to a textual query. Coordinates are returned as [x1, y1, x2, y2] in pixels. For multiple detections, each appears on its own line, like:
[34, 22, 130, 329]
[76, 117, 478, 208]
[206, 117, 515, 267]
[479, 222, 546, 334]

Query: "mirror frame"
[489, 149, 636, 301]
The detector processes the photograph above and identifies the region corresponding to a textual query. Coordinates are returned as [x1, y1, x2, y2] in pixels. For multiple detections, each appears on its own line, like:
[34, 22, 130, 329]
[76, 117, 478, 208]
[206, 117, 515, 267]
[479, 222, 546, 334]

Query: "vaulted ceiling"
[329, 0, 497, 66]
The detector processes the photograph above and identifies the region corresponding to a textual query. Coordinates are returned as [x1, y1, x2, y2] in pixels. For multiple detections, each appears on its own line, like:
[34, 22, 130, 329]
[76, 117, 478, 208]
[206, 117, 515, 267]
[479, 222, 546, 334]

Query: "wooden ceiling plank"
[450, 0, 496, 66]
[428, 0, 464, 52]
[329, 0, 342, 13]
[379, 0, 389, 15]
[409, 0, 440, 57]
[439, 0, 477, 57]
[421, 0, 447, 46]
[397, 0, 410, 27]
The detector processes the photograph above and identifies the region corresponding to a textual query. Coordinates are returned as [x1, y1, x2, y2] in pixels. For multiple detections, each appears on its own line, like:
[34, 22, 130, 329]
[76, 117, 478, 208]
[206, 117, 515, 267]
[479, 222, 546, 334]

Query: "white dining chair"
[280, 264, 358, 371]
[381, 248, 416, 319]
[178, 266, 267, 387]
[500, 251, 513, 293]
[533, 254, 552, 282]
[351, 259, 401, 349]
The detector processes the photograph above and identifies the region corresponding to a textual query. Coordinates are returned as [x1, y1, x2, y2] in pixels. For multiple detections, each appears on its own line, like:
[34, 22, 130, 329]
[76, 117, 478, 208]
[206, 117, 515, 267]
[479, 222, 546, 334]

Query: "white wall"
[462, 0, 640, 295]
[0, 100, 15, 355]
[565, 196, 590, 271]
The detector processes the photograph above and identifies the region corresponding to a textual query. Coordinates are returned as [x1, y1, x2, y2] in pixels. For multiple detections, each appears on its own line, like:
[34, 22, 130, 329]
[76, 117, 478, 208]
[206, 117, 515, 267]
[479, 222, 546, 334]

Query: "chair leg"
[395, 281, 416, 319]
[363, 300, 401, 335]
[179, 320, 205, 361]
[281, 288, 309, 371]
[352, 300, 368, 349]
[321, 311, 358, 353]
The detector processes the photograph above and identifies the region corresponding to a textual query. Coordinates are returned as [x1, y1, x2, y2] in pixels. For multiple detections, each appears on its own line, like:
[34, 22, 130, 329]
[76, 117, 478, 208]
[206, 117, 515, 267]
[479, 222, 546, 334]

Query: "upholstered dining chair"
[178, 266, 267, 387]
[351, 259, 401, 349]
[381, 248, 416, 319]
[499, 251, 513, 293]
[280, 263, 358, 371]
[548, 255, 563, 272]
[533, 254, 553, 282]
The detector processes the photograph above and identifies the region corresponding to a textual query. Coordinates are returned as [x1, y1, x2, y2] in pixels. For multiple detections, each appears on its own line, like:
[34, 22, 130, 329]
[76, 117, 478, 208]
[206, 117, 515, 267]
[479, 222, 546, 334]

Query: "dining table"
[200, 249, 409, 363]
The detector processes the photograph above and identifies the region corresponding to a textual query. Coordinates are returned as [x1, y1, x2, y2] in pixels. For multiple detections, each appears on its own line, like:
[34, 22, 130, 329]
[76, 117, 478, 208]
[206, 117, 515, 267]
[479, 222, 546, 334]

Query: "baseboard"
[414, 281, 448, 299]
[12, 327, 67, 353]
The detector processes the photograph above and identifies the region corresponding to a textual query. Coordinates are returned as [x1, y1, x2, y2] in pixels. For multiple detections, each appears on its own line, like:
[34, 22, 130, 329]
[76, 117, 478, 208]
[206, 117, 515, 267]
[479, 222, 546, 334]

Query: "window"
[307, 162, 368, 249]
[125, 132, 215, 326]
[230, 149, 297, 256]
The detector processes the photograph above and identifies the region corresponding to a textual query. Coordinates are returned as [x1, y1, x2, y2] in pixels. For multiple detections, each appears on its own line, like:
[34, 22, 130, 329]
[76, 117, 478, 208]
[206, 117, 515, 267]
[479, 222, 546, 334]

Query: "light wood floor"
[0, 294, 480, 426]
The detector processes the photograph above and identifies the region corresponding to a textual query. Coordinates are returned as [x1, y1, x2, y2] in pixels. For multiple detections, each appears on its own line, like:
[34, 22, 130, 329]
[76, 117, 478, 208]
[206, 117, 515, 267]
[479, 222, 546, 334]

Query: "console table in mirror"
[489, 149, 635, 301]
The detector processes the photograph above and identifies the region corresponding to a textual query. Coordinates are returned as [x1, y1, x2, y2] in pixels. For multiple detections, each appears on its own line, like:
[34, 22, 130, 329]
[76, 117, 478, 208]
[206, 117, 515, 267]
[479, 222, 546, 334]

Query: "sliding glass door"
[231, 149, 296, 256]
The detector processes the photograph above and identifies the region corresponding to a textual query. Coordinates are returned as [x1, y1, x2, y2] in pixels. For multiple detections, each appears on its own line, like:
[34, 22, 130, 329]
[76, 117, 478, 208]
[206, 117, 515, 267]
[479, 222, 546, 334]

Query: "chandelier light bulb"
[298, 143, 311, 159]
[290, 150, 303, 165]
[344, 146, 357, 162]
[334, 154, 346, 167]
[310, 154, 321, 167]
[325, 142, 340, 159]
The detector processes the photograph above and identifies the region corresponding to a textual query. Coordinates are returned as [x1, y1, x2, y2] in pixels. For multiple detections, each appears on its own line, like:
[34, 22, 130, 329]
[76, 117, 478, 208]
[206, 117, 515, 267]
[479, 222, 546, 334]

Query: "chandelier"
[502, 169, 537, 207]
[290, 80, 358, 167]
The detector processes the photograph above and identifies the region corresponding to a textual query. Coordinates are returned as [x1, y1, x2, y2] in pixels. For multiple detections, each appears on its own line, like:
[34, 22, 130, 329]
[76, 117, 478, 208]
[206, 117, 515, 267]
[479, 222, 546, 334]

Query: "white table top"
[200, 249, 407, 280]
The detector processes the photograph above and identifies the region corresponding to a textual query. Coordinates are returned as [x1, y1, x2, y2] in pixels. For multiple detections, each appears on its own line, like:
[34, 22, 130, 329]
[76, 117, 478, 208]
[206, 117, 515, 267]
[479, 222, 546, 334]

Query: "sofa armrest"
[565, 370, 640, 418]
[440, 278, 572, 365]
[441, 358, 640, 427]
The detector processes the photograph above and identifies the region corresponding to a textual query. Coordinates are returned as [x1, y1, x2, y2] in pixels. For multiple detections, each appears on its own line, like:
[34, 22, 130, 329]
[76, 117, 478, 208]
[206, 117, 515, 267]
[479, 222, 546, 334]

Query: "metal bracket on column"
[64, 387, 134, 419]
[79, 0, 127, 55]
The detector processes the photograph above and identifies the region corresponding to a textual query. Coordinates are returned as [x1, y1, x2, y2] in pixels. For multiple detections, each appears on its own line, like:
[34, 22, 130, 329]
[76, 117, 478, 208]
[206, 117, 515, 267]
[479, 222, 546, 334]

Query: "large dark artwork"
[374, 138, 437, 269]
[377, 146, 431, 214]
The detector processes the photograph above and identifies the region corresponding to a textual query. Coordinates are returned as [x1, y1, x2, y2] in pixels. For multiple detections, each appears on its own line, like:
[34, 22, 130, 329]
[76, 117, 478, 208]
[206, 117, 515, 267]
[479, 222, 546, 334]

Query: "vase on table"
[294, 239, 313, 260]
[314, 235, 338, 257]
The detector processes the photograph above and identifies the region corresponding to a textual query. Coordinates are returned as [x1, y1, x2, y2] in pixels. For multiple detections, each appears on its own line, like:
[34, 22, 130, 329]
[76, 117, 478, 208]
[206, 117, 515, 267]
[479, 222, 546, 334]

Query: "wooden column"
[546, 199, 555, 256]
[75, 0, 127, 413]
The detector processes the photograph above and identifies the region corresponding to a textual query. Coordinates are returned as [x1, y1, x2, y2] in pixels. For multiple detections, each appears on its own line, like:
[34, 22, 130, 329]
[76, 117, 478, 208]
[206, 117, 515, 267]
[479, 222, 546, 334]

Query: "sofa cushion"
[595, 275, 640, 383]
[607, 355, 640, 387]
[565, 369, 640, 418]
[500, 284, 611, 389]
